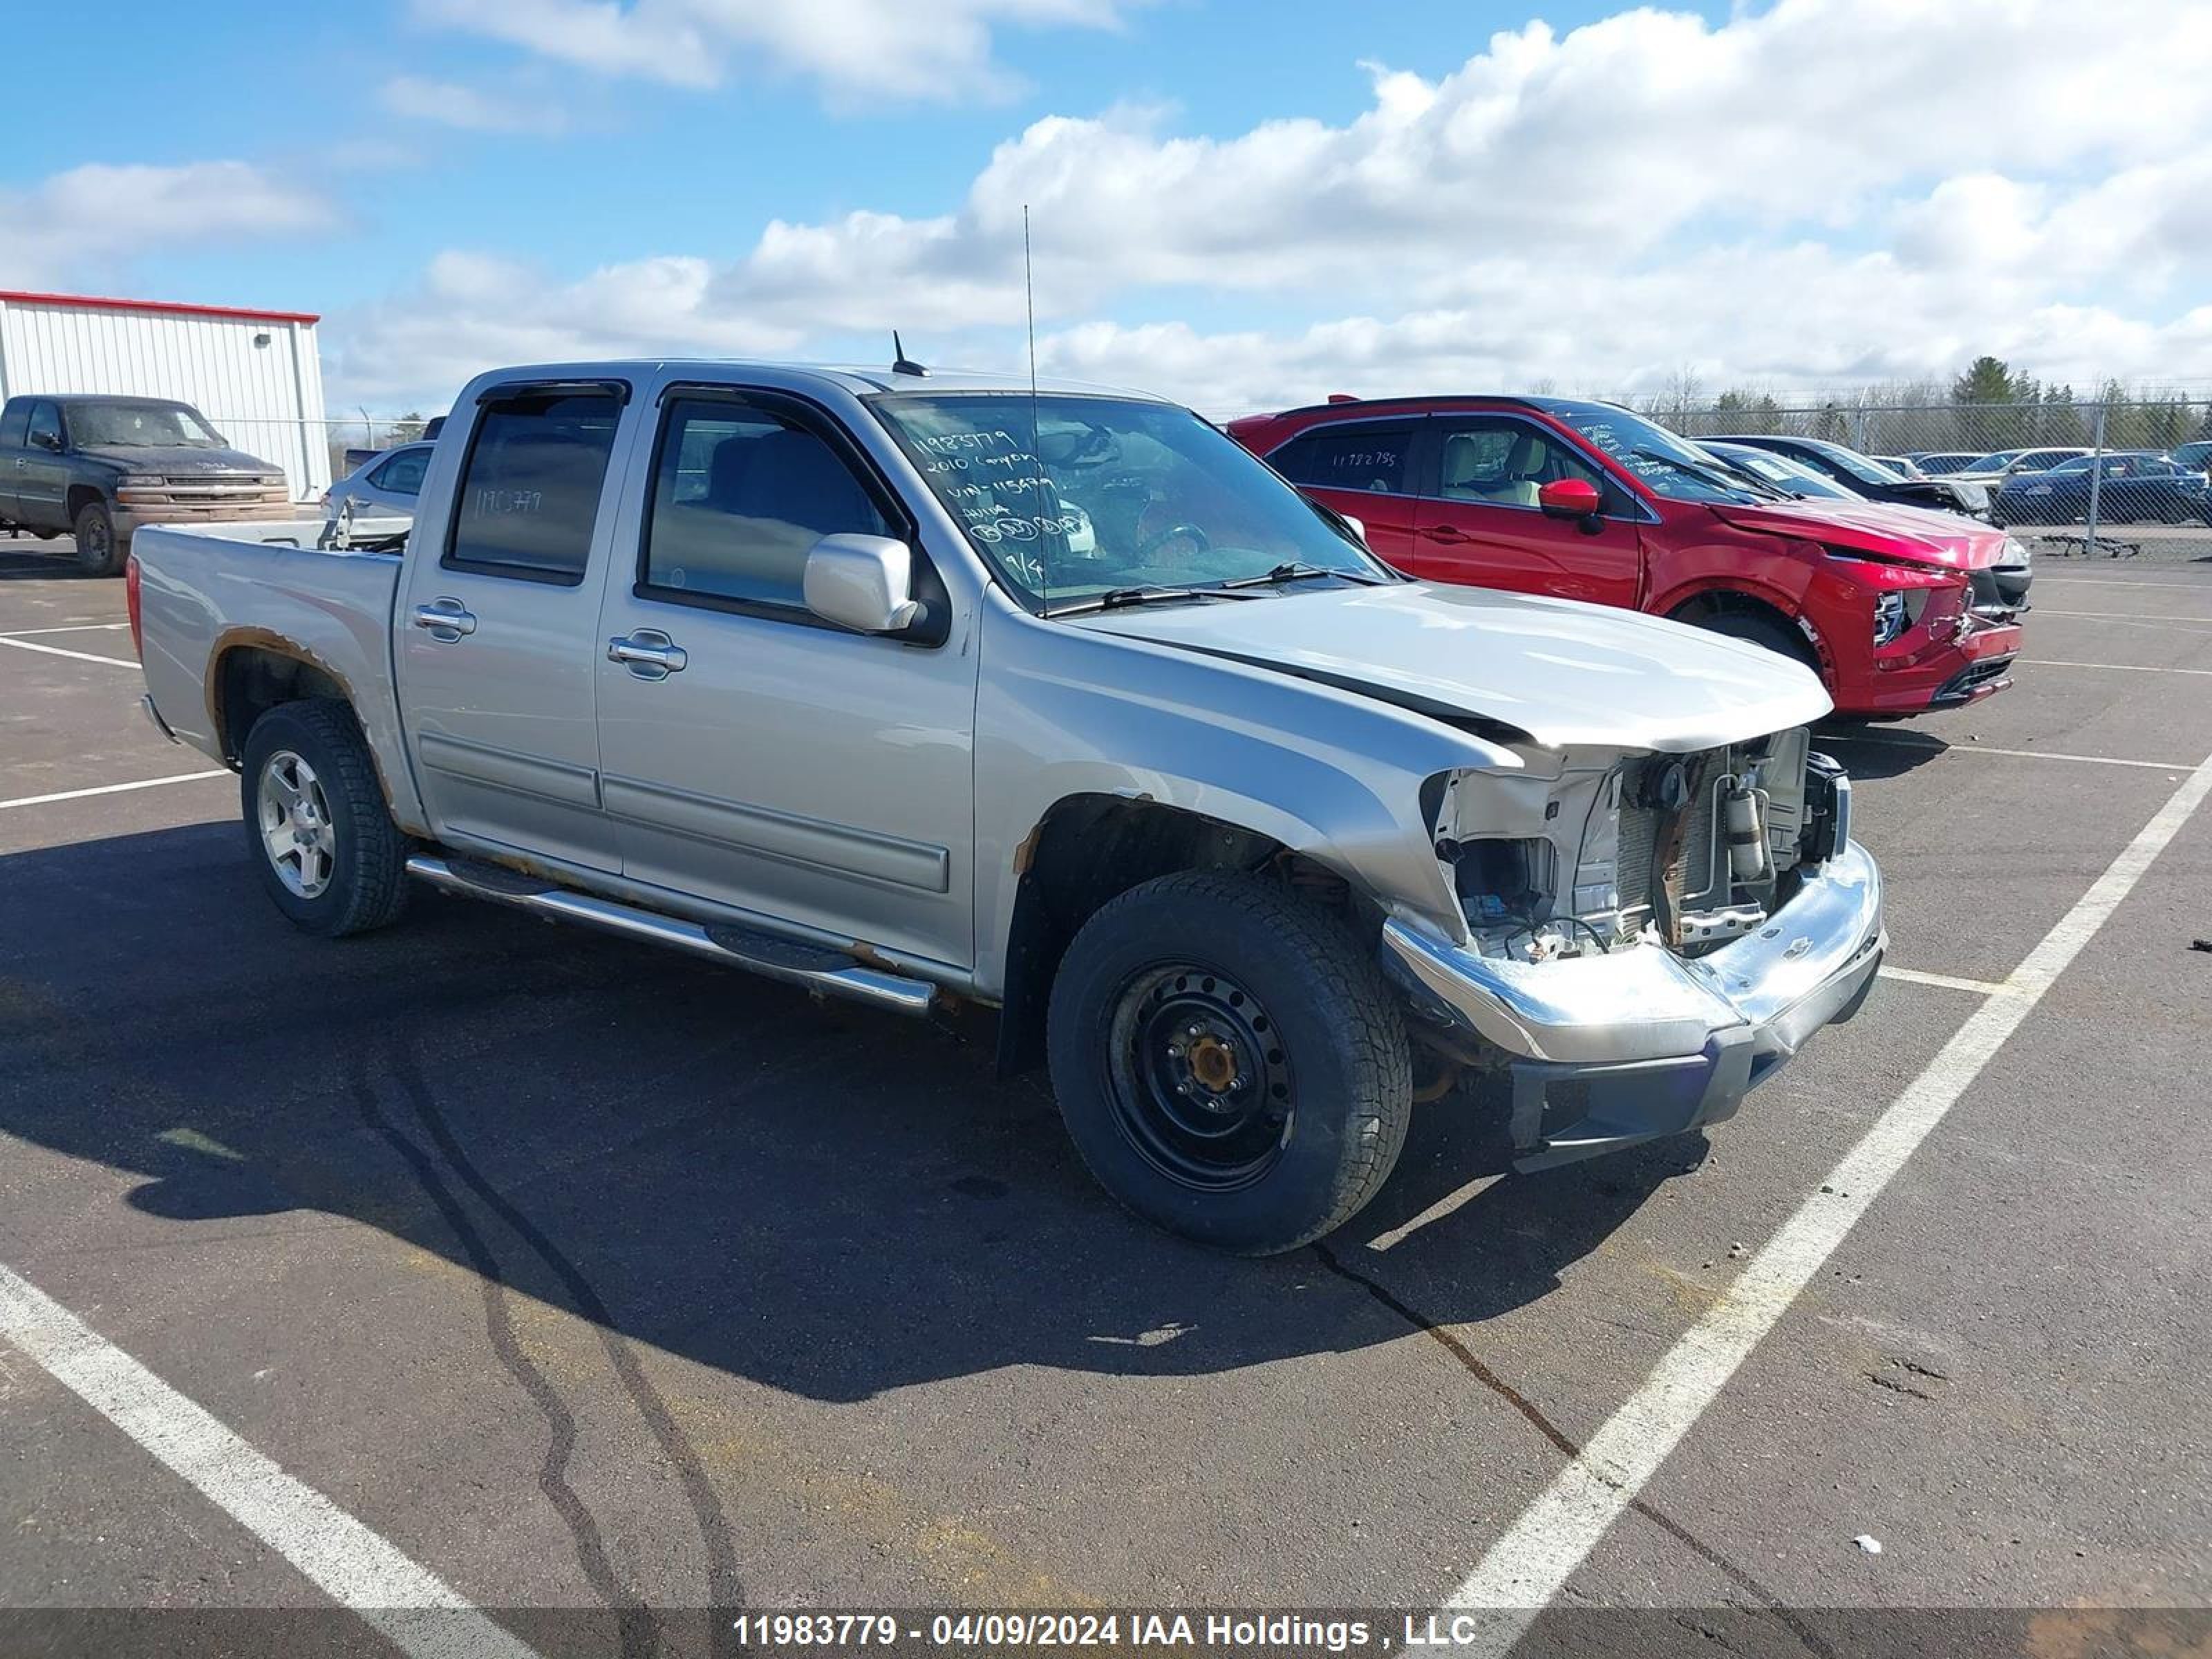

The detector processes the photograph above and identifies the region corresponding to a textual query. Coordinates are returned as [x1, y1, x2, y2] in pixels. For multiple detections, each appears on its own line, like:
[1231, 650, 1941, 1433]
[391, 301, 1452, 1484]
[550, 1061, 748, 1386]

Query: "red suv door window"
[1411, 414, 1643, 608]
[1262, 419, 1421, 563]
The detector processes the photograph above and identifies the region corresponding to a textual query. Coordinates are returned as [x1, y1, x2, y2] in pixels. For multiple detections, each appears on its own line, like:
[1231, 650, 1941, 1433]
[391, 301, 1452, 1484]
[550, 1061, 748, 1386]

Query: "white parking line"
[1824, 733, 2193, 771]
[0, 771, 229, 812]
[1366, 1177, 1504, 1252]
[2034, 576, 2212, 590]
[0, 621, 131, 636]
[2031, 659, 2212, 677]
[0, 1261, 543, 1659]
[1371, 965, 2009, 1253]
[1443, 748, 2212, 1644]
[2035, 608, 2212, 624]
[0, 634, 137, 668]
[1877, 965, 2016, 996]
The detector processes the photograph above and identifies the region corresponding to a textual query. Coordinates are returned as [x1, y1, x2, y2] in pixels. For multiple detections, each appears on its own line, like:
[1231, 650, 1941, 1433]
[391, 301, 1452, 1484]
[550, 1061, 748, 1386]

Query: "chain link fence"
[1649, 386, 2212, 564]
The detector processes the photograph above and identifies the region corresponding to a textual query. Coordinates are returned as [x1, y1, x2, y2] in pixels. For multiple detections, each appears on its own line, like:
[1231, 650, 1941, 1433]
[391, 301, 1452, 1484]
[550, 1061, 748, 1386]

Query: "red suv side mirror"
[1537, 477, 1603, 519]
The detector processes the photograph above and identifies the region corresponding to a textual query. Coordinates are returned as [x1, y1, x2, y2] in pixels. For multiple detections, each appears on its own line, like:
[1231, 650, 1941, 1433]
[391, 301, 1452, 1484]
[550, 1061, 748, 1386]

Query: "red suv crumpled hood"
[1711, 498, 2009, 570]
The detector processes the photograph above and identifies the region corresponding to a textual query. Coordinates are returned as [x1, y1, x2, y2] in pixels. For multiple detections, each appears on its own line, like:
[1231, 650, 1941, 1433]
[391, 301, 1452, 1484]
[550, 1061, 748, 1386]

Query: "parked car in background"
[1700, 433, 1991, 518]
[1992, 452, 2212, 526]
[1699, 441, 1866, 503]
[1871, 454, 1924, 478]
[128, 357, 1886, 1254]
[1904, 451, 1983, 476]
[0, 393, 291, 574]
[1943, 446, 2091, 495]
[2170, 439, 2212, 477]
[322, 441, 432, 523]
[1230, 395, 2025, 715]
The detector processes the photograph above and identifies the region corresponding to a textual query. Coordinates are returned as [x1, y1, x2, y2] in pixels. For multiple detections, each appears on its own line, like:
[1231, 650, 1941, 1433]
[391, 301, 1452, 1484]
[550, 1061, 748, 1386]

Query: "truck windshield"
[870, 392, 1387, 613]
[69, 402, 224, 448]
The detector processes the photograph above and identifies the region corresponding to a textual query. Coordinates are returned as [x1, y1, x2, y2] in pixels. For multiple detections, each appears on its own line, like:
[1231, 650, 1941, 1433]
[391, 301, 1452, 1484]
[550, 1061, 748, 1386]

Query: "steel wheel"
[256, 749, 337, 899]
[1104, 962, 1294, 1192]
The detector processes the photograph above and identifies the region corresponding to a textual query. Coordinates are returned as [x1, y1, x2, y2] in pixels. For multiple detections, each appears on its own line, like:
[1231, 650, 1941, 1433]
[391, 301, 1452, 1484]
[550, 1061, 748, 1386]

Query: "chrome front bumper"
[1381, 841, 1885, 1167]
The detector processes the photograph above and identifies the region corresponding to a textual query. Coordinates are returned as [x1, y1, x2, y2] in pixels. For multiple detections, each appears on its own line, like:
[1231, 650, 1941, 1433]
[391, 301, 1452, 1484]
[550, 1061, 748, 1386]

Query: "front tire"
[1046, 872, 1412, 1255]
[1683, 606, 1821, 675]
[74, 500, 124, 576]
[239, 700, 409, 937]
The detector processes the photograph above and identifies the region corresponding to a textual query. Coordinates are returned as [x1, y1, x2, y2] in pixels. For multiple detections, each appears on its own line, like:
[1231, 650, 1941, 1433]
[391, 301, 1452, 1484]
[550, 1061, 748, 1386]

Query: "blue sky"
[6, 1, 2206, 413]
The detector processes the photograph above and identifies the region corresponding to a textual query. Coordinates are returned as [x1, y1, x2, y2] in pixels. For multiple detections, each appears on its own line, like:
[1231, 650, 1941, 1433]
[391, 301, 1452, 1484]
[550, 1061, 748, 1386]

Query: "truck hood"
[1069, 581, 1831, 753]
[76, 443, 280, 476]
[1712, 497, 2010, 570]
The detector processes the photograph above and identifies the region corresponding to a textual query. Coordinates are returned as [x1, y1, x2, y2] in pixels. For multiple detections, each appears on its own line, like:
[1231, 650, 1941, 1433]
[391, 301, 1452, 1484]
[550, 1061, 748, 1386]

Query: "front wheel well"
[1667, 588, 1825, 674]
[994, 795, 1355, 1077]
[65, 484, 106, 522]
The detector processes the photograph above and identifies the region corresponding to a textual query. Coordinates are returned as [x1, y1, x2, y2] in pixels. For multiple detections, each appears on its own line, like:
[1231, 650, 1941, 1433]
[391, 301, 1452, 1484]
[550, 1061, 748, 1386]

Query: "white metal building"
[0, 289, 329, 500]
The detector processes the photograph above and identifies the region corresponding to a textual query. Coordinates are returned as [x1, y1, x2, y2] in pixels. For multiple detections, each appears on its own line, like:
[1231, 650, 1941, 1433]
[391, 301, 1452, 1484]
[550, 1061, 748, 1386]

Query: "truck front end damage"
[1382, 733, 1883, 1168]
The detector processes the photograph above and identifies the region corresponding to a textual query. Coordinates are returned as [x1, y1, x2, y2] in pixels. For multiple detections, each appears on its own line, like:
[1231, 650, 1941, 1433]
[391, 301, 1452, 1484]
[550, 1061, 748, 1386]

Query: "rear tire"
[73, 499, 124, 576]
[239, 700, 409, 938]
[1045, 871, 1412, 1255]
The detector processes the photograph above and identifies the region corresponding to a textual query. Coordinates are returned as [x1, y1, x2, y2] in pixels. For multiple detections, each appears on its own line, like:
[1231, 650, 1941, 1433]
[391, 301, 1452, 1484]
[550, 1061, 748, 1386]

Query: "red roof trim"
[0, 290, 319, 326]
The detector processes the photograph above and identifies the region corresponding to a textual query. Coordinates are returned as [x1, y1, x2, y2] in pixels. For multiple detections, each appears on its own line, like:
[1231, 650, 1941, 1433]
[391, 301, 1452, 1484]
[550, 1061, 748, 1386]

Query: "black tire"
[1045, 871, 1412, 1255]
[238, 699, 409, 938]
[73, 498, 124, 577]
[1684, 606, 1820, 673]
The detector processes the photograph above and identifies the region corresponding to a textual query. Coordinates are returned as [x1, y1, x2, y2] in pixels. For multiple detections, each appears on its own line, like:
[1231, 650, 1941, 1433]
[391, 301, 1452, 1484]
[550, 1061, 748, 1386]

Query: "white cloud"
[328, 0, 2212, 409]
[0, 162, 329, 289]
[379, 75, 568, 135]
[409, 0, 1135, 102]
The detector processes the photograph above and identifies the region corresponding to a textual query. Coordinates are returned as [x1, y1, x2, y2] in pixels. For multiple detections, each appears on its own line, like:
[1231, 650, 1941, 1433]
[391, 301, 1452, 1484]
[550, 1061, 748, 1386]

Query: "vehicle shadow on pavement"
[1810, 720, 1950, 780]
[1, 822, 1687, 1405]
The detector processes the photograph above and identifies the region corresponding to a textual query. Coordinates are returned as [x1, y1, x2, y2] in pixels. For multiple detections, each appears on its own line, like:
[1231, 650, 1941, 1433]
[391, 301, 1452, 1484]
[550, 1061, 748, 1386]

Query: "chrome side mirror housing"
[803, 534, 922, 635]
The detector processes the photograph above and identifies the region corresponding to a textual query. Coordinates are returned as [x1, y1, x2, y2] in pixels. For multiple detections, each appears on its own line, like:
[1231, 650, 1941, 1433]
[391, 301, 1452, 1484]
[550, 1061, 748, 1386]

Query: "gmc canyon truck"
[129, 359, 1884, 1253]
[0, 393, 292, 575]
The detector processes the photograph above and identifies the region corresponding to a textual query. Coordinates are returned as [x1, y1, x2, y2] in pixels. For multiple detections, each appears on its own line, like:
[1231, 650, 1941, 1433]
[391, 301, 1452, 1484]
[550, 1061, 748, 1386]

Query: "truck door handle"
[411, 599, 477, 639]
[1420, 524, 1472, 545]
[608, 630, 687, 679]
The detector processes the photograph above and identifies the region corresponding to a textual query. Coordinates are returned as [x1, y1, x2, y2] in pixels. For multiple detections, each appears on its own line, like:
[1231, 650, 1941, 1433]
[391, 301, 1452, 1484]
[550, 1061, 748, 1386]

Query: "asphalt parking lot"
[3, 532, 2210, 1657]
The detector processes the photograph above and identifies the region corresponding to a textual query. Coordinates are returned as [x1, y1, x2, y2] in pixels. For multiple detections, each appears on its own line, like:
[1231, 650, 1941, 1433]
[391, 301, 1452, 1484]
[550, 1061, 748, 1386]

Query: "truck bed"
[133, 518, 425, 831]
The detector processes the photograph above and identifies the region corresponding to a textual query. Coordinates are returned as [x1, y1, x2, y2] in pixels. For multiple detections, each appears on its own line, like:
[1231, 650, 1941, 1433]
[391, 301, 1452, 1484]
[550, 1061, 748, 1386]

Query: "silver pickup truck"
[131, 359, 1883, 1253]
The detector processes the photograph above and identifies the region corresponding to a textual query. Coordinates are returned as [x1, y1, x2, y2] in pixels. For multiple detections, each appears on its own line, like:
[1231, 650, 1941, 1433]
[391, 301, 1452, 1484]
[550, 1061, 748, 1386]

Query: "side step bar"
[404, 854, 939, 1018]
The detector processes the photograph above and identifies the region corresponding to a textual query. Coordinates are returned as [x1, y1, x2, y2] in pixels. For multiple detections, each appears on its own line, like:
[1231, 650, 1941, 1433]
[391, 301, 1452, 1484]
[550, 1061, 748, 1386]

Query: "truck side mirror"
[30, 430, 64, 453]
[804, 534, 922, 635]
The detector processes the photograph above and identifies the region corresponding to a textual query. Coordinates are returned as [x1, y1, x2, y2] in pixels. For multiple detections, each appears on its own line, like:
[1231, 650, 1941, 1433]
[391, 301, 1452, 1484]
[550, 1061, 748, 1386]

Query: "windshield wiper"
[1047, 585, 1265, 617]
[1215, 561, 1385, 591]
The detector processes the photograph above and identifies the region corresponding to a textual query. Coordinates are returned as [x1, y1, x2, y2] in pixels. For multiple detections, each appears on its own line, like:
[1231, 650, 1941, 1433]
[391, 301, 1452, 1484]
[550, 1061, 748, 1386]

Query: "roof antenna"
[1024, 203, 1050, 610]
[891, 330, 928, 377]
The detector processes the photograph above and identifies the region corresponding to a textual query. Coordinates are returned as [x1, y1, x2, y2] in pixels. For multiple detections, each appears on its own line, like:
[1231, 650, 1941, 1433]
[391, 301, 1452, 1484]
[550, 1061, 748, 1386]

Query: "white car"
[321, 441, 433, 524]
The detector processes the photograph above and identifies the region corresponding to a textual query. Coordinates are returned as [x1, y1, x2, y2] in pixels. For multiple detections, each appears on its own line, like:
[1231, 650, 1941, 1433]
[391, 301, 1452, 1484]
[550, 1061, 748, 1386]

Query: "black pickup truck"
[0, 393, 292, 574]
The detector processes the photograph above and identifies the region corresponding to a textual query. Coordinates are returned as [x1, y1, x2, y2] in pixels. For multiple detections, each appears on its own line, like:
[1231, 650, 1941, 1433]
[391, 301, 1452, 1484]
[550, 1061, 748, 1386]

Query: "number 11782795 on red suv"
[1228, 397, 2027, 717]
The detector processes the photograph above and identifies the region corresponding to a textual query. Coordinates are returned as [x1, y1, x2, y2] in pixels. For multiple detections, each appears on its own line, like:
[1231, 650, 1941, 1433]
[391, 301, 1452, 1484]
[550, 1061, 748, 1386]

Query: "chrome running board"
[404, 853, 938, 1017]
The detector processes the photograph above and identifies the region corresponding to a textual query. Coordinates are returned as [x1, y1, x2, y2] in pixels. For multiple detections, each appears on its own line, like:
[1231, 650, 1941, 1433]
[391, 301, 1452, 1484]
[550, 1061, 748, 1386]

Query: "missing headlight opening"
[1434, 729, 1833, 965]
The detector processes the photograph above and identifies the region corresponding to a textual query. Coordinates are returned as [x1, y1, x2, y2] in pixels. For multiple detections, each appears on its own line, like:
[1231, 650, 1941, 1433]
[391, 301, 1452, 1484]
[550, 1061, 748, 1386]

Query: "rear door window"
[0, 402, 26, 449]
[1267, 422, 1418, 495]
[443, 389, 624, 584]
[371, 449, 430, 495]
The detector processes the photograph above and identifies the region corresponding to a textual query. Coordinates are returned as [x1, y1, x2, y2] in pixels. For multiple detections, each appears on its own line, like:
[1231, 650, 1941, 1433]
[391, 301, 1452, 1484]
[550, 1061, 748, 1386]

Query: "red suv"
[1227, 396, 2026, 715]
